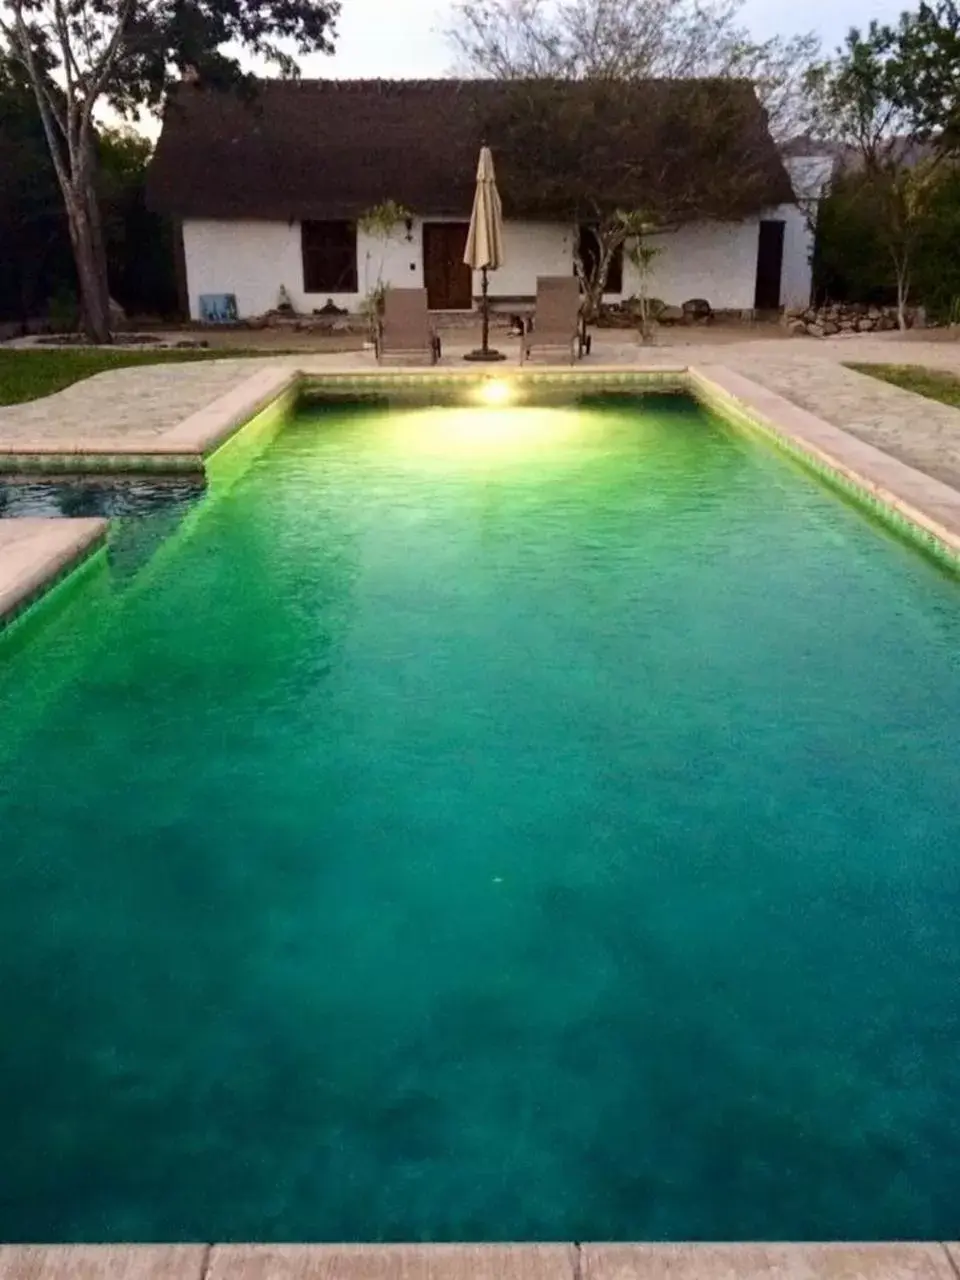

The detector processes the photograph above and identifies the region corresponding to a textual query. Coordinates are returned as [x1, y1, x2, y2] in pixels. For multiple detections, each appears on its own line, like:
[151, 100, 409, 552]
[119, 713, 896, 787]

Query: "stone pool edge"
[689, 364, 960, 569]
[0, 517, 106, 632]
[1, 1242, 959, 1279]
[0, 365, 301, 474]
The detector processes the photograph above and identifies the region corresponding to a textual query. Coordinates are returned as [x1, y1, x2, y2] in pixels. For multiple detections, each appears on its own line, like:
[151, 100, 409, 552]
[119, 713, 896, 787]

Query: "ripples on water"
[0, 475, 204, 519]
[1, 394, 959, 1242]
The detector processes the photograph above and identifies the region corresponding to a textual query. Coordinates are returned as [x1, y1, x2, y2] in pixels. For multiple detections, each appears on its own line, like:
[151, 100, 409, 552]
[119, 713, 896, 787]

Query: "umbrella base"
[463, 348, 507, 362]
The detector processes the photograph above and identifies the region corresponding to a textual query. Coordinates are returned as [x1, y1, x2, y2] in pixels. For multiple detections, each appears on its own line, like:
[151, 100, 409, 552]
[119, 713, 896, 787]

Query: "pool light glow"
[389, 406, 584, 463]
[475, 378, 515, 407]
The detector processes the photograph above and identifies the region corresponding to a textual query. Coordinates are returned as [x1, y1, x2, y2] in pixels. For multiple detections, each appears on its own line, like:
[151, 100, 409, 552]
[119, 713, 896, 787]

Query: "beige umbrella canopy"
[463, 145, 506, 362]
[464, 146, 505, 271]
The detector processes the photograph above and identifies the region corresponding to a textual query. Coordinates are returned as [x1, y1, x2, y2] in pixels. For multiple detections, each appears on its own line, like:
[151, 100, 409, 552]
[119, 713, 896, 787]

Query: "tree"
[448, 0, 819, 311]
[98, 126, 178, 317]
[0, 52, 73, 324]
[883, 0, 960, 152]
[448, 0, 819, 138]
[470, 76, 796, 318]
[358, 199, 412, 304]
[0, 0, 340, 343]
[623, 222, 661, 342]
[814, 161, 960, 321]
[806, 24, 947, 329]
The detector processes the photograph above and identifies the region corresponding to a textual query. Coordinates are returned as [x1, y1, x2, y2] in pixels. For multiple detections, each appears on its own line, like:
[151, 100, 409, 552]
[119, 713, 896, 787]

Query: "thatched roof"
[147, 78, 795, 222]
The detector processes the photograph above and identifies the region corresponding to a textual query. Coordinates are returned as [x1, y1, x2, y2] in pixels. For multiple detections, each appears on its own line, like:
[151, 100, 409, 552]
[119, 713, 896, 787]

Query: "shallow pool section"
[0, 475, 204, 520]
[2, 393, 960, 1242]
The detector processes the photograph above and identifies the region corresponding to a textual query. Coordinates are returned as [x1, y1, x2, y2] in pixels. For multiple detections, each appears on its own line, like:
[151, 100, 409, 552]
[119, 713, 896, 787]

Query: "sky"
[297, 0, 913, 80]
[129, 0, 912, 135]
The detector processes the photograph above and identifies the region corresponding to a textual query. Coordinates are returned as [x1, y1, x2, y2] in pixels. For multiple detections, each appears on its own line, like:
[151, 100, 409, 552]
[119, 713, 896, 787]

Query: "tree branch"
[6, 2, 73, 194]
[78, 0, 138, 140]
[51, 0, 81, 171]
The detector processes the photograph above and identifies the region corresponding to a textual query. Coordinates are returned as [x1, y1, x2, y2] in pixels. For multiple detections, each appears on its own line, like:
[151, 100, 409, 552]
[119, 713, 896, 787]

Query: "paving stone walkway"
[3, 335, 960, 492]
[0, 358, 274, 446]
[732, 346, 960, 493]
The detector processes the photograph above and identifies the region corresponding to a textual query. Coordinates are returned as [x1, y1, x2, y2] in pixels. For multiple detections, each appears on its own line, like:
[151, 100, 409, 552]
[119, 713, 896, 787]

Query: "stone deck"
[3, 333, 960, 488]
[0, 359, 274, 448]
[1, 1244, 959, 1280]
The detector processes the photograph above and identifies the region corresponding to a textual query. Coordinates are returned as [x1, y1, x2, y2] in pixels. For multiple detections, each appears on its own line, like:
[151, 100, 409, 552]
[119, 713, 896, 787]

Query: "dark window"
[301, 221, 358, 293]
[577, 226, 623, 295]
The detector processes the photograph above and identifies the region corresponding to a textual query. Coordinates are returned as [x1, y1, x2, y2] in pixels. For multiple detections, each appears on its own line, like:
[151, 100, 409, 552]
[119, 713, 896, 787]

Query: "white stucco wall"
[775, 202, 814, 309]
[183, 220, 298, 318]
[620, 219, 762, 310]
[182, 216, 576, 317]
[182, 218, 423, 317]
[486, 222, 574, 297]
[360, 222, 422, 298]
[183, 208, 816, 317]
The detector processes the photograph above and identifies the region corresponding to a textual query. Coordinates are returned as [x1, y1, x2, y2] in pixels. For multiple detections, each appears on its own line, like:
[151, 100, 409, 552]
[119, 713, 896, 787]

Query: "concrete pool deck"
[1, 1243, 960, 1279]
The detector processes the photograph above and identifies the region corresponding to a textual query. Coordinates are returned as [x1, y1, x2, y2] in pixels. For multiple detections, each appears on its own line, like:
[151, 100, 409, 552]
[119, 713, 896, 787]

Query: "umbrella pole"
[481, 266, 490, 355]
[464, 266, 506, 362]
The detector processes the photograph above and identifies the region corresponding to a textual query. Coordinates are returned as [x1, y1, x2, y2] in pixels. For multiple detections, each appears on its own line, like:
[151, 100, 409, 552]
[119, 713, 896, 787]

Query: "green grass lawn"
[0, 347, 275, 407]
[847, 362, 960, 409]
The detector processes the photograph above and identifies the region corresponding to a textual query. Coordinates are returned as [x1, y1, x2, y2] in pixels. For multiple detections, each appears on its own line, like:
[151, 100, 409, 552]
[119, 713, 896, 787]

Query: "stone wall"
[785, 302, 923, 337]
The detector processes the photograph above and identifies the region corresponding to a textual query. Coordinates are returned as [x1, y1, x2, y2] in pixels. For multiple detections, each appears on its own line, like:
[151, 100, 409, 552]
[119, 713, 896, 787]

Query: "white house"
[148, 79, 828, 320]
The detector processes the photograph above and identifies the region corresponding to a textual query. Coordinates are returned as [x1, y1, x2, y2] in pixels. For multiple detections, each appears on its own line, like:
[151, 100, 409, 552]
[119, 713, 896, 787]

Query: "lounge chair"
[375, 289, 441, 365]
[520, 277, 589, 364]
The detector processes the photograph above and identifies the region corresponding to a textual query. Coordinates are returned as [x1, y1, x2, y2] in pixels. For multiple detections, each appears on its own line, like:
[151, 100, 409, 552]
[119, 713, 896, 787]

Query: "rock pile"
[597, 297, 715, 327]
[785, 302, 921, 337]
[253, 309, 364, 334]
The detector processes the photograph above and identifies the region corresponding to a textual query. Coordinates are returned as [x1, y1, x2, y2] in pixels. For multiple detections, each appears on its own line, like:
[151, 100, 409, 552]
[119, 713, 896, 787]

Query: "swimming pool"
[1, 391, 959, 1242]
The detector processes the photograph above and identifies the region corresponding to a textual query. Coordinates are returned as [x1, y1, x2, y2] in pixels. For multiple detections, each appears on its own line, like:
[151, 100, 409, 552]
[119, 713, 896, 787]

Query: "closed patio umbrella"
[463, 145, 506, 362]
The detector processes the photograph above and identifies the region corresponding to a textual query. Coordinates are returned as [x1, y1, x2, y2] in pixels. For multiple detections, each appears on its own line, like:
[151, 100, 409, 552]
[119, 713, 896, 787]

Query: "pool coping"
[0, 365, 301, 473]
[0, 517, 106, 630]
[1, 1242, 958, 1279]
[689, 364, 960, 568]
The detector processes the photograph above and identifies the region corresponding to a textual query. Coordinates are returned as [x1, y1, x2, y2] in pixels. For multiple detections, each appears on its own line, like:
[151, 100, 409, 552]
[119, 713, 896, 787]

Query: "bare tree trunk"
[84, 137, 113, 330]
[85, 181, 112, 333]
[638, 275, 653, 343]
[64, 184, 111, 344]
[895, 261, 910, 332]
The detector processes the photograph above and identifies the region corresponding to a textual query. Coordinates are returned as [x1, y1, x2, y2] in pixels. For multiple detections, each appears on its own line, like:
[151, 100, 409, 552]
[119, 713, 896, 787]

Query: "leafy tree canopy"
[0, 0, 340, 340]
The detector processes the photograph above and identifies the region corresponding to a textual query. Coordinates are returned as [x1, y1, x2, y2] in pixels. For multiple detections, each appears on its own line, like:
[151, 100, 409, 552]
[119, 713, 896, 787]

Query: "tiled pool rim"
[1, 1243, 960, 1279]
[3, 361, 960, 633]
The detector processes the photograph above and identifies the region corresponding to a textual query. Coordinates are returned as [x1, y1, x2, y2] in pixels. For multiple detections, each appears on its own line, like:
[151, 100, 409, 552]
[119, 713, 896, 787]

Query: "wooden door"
[423, 222, 472, 310]
[754, 219, 785, 310]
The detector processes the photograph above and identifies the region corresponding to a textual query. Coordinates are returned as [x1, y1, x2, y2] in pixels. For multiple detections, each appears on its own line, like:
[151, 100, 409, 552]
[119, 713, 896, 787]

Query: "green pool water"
[2, 392, 960, 1243]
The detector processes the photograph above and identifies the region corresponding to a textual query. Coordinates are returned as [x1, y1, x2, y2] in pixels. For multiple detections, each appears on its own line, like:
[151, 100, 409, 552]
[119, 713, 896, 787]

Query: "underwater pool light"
[475, 378, 515, 407]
